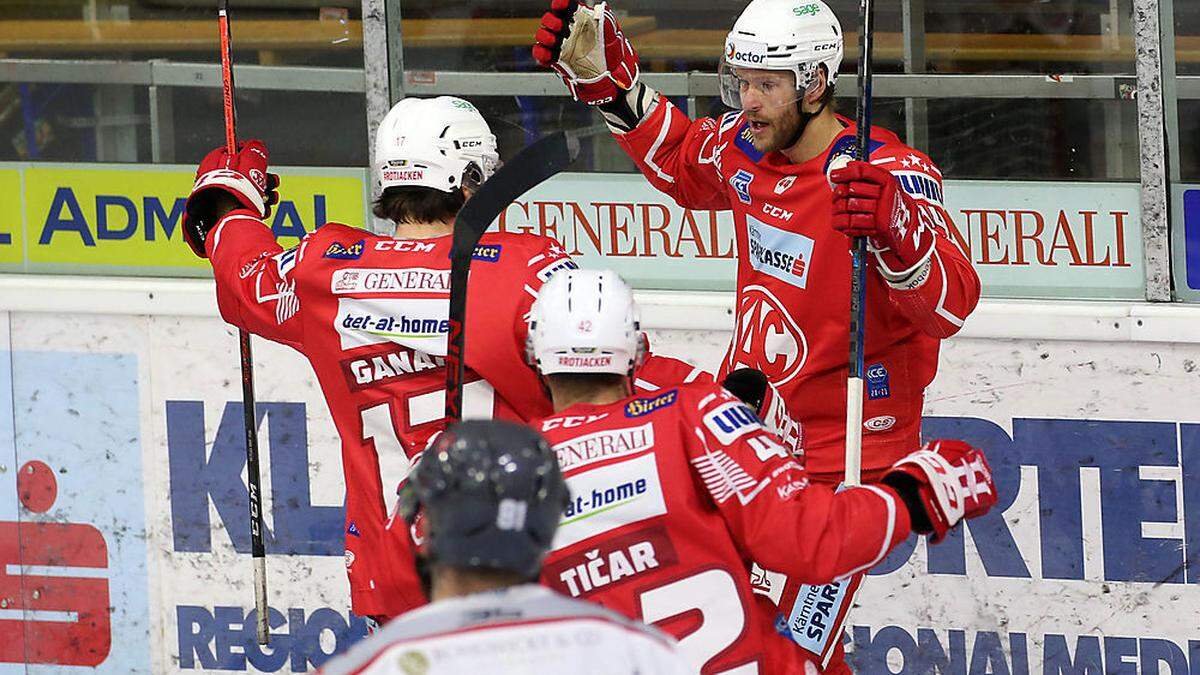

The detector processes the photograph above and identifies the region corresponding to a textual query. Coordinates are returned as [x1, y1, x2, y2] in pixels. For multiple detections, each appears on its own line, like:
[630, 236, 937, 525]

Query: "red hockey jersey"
[533, 382, 911, 674]
[204, 212, 573, 617]
[615, 104, 980, 475]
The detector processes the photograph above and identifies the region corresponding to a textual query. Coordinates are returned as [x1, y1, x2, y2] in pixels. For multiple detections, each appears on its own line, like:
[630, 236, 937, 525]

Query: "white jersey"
[319, 584, 696, 675]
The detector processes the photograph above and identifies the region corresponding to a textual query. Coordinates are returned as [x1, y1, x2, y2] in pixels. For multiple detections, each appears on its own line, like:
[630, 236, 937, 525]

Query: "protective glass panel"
[1, 0, 365, 167]
[395, 0, 1146, 298]
[1173, 2, 1200, 300]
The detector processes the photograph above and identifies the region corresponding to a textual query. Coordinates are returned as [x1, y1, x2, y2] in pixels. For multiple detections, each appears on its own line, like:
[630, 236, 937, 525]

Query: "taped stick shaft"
[846, 0, 875, 488]
[843, 377, 863, 487]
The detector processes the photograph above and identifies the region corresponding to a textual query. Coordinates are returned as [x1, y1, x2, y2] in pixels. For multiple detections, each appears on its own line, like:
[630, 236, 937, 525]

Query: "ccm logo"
[762, 203, 794, 220]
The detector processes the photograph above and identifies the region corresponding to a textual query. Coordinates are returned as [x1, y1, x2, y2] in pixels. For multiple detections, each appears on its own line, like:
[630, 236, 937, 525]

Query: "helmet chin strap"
[783, 97, 829, 151]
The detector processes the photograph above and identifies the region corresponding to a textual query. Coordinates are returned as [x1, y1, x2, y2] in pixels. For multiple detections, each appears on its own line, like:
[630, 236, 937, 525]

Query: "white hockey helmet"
[720, 0, 844, 108]
[528, 268, 644, 376]
[373, 96, 500, 193]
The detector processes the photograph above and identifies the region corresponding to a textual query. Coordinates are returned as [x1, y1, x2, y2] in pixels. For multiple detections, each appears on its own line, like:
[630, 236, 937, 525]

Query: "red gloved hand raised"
[829, 160, 935, 282]
[182, 139, 280, 258]
[533, 0, 640, 106]
[882, 439, 997, 543]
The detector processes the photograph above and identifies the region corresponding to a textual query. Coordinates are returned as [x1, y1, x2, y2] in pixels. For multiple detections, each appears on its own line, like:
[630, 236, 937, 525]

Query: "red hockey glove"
[532, 0, 640, 106]
[182, 139, 280, 258]
[830, 160, 935, 282]
[882, 439, 996, 544]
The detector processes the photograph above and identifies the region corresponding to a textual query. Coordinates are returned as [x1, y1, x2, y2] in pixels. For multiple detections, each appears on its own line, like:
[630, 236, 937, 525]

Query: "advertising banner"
[1, 305, 1197, 672]
[0, 163, 367, 277]
[0, 164, 1143, 299]
[1, 318, 150, 673]
[847, 335, 1200, 673]
[1176, 185, 1200, 302]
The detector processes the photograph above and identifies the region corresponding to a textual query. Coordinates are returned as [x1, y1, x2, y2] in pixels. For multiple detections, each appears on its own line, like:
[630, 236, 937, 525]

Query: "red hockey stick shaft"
[218, 0, 270, 646]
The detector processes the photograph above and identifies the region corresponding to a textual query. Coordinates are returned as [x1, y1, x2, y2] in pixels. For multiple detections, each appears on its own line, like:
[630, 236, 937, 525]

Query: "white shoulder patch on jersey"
[891, 169, 945, 206]
[536, 257, 579, 283]
[702, 401, 765, 445]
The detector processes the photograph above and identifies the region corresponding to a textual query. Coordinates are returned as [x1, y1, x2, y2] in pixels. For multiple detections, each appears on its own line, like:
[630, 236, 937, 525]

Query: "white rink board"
[0, 282, 1198, 673]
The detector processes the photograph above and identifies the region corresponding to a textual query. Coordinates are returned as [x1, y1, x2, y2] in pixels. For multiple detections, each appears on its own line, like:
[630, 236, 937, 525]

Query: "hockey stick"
[798, 0, 878, 669]
[844, 0, 876, 488]
[444, 131, 579, 421]
[218, 0, 269, 646]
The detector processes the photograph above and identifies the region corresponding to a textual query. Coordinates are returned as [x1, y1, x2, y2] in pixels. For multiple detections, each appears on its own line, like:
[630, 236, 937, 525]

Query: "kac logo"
[728, 285, 808, 386]
[731, 169, 755, 204]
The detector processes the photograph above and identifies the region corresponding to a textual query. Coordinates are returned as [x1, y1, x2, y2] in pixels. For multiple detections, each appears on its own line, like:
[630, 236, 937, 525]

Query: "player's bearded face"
[737, 69, 802, 153]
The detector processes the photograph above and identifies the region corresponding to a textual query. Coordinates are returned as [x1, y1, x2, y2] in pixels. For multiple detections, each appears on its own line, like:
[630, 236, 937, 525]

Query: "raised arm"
[182, 140, 304, 349]
[687, 388, 997, 582]
[533, 1, 731, 211]
[687, 387, 911, 582]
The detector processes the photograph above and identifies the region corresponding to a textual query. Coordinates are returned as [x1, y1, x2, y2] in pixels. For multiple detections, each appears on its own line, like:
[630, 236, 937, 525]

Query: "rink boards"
[0, 288, 1198, 674]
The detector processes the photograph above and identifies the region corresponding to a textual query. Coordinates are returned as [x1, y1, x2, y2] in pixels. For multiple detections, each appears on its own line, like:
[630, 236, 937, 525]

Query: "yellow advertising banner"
[7, 163, 367, 274]
[0, 168, 23, 265]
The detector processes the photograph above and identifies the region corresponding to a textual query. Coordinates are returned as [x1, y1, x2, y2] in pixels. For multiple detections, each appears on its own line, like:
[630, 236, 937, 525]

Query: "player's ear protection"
[461, 162, 485, 192]
[524, 321, 539, 369]
[628, 328, 648, 376]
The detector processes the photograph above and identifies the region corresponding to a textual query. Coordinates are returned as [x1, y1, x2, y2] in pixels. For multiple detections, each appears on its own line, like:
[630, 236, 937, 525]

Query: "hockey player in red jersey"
[180, 96, 574, 623]
[534, 5, 981, 663]
[525, 268, 997, 675]
[533, 0, 980, 478]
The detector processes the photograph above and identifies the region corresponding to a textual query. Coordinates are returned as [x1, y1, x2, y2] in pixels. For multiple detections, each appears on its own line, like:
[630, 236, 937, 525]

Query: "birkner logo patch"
[624, 390, 678, 418]
[324, 240, 365, 260]
[472, 244, 502, 262]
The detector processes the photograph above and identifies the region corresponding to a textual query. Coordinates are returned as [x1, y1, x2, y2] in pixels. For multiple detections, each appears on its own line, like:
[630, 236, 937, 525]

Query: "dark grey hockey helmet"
[399, 420, 569, 579]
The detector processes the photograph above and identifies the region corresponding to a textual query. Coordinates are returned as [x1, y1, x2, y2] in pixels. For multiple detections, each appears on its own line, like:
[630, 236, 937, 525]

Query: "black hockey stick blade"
[444, 131, 580, 422]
